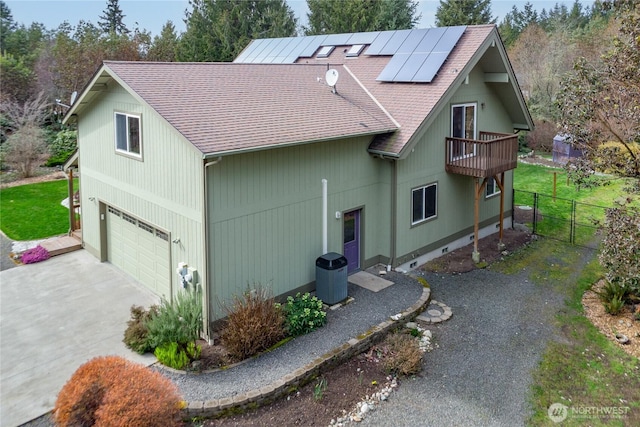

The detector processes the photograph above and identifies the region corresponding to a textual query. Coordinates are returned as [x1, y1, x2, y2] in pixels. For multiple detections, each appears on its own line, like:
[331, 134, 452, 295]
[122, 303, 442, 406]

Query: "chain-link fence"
[513, 189, 607, 249]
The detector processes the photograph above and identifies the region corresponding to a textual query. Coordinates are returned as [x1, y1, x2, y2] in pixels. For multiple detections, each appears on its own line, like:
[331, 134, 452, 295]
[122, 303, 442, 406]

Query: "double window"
[412, 183, 437, 225]
[115, 112, 141, 157]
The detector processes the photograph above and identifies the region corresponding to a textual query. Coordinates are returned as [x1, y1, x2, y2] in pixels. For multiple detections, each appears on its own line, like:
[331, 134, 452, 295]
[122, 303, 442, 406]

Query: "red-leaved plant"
[53, 356, 183, 427]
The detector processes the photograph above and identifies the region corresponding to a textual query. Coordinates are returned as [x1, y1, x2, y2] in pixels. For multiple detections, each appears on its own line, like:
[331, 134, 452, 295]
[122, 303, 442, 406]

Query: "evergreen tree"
[498, 2, 538, 47]
[147, 21, 179, 62]
[305, 0, 419, 35]
[435, 0, 495, 27]
[178, 0, 297, 62]
[98, 0, 129, 35]
[0, 0, 15, 51]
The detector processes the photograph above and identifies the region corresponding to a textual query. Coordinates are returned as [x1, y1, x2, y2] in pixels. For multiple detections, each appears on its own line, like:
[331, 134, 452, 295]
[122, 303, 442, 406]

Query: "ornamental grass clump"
[220, 285, 286, 361]
[53, 355, 182, 427]
[378, 332, 423, 377]
[279, 292, 327, 337]
[21, 245, 50, 264]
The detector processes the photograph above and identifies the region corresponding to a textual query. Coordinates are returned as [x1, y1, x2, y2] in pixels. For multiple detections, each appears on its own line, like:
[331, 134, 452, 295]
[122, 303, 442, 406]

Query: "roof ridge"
[342, 64, 401, 130]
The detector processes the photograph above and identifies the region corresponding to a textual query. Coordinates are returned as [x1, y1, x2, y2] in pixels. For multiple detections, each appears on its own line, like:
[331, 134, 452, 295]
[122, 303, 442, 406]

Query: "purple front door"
[343, 210, 361, 274]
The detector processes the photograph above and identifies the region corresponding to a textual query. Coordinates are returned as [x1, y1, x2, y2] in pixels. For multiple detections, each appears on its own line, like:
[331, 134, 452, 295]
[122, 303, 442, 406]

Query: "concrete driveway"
[0, 250, 159, 427]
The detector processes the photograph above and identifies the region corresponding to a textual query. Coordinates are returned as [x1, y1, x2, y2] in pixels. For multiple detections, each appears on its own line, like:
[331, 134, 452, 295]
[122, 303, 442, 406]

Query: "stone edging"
[181, 284, 432, 419]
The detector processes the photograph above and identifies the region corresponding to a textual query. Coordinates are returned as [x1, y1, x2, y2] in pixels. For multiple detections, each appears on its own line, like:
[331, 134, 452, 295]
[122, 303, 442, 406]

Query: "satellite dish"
[70, 91, 78, 106]
[325, 69, 339, 87]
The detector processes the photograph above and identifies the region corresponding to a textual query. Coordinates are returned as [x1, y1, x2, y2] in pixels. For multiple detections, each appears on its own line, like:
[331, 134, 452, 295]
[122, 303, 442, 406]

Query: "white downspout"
[322, 179, 328, 254]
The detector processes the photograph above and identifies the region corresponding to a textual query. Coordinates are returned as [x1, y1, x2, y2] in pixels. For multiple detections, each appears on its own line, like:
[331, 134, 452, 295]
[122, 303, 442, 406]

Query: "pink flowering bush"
[21, 245, 50, 264]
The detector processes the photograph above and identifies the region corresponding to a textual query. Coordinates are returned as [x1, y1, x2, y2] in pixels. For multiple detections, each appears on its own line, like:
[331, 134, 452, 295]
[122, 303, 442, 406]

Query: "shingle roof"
[101, 62, 398, 156]
[291, 25, 496, 156]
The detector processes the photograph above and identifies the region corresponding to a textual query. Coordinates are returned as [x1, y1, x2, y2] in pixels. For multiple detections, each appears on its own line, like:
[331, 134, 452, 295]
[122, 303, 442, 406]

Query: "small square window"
[412, 183, 437, 225]
[114, 112, 142, 157]
[486, 178, 501, 197]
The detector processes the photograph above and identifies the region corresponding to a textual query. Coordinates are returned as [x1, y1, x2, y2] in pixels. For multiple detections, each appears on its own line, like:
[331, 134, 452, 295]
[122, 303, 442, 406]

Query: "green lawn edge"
[0, 179, 78, 241]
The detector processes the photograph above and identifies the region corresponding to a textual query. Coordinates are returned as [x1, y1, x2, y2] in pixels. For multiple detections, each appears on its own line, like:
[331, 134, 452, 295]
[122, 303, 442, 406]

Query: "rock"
[361, 403, 370, 414]
[405, 322, 417, 329]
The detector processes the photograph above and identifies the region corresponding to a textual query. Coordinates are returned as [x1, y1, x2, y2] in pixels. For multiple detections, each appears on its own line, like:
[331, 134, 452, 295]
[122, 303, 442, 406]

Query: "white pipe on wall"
[322, 179, 328, 254]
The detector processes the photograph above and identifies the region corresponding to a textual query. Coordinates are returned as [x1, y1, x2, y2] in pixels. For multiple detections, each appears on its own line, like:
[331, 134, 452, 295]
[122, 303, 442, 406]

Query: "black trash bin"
[315, 252, 348, 305]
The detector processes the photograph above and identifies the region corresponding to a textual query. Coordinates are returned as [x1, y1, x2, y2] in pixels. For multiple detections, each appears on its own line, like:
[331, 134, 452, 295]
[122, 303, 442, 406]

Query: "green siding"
[77, 82, 206, 298]
[207, 136, 391, 317]
[394, 65, 515, 262]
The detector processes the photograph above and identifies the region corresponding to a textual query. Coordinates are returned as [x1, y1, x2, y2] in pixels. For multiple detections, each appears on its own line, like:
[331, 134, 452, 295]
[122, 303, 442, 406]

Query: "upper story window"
[451, 103, 476, 159]
[412, 182, 437, 225]
[115, 112, 141, 157]
[485, 177, 501, 198]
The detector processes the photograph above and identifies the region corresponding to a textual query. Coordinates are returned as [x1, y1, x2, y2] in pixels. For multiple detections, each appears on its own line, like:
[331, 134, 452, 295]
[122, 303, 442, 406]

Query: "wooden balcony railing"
[445, 131, 518, 178]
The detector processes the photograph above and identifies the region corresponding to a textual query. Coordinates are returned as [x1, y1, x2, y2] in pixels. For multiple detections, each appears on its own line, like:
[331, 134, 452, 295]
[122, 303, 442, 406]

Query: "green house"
[63, 25, 532, 337]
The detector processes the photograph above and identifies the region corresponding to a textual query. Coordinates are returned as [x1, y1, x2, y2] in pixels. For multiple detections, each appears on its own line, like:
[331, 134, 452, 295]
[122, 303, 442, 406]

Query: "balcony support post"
[473, 177, 488, 263]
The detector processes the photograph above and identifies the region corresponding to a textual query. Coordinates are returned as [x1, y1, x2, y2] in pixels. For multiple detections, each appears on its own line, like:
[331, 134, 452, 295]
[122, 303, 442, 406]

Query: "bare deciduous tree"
[1, 91, 50, 178]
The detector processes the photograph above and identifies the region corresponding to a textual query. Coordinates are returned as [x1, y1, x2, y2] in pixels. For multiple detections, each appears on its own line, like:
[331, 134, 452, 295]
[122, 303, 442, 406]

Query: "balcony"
[445, 131, 518, 178]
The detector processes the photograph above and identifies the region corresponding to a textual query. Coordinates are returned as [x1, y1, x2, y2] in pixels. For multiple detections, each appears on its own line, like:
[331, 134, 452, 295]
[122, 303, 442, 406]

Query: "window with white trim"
[412, 183, 437, 225]
[451, 103, 477, 159]
[115, 112, 141, 157]
[485, 177, 501, 197]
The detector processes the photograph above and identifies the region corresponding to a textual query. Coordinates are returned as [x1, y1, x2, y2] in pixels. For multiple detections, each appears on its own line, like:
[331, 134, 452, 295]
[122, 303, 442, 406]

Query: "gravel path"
[361, 267, 569, 427]
[157, 274, 423, 401]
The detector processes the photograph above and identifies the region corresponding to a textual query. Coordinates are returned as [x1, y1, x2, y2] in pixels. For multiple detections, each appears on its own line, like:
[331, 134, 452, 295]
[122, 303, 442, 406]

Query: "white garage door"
[106, 206, 171, 298]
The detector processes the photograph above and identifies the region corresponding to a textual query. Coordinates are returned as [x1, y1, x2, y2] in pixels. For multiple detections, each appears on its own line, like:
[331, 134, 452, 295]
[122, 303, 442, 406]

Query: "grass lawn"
[513, 162, 637, 244]
[493, 238, 640, 426]
[0, 179, 78, 240]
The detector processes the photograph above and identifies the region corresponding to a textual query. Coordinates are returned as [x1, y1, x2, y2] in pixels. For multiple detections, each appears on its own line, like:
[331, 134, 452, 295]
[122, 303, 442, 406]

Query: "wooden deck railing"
[445, 131, 518, 178]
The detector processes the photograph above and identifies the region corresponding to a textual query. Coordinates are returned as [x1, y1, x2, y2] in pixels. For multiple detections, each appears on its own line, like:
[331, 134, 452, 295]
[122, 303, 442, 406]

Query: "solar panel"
[434, 26, 466, 53]
[346, 31, 380, 45]
[377, 26, 466, 82]
[396, 28, 428, 54]
[365, 31, 395, 55]
[322, 33, 353, 46]
[376, 53, 409, 81]
[299, 35, 328, 57]
[273, 37, 306, 63]
[413, 52, 449, 82]
[252, 38, 284, 63]
[414, 28, 446, 53]
[237, 26, 466, 83]
[261, 38, 292, 63]
[377, 29, 411, 55]
[392, 53, 429, 81]
[235, 39, 266, 63]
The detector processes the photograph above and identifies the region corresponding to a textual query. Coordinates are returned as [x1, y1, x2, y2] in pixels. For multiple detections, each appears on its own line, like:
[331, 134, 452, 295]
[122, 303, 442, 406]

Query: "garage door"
[106, 206, 171, 298]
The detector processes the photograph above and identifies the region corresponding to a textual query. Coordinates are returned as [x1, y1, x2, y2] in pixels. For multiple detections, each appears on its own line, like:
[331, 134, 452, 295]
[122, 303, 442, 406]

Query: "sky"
[5, 0, 595, 38]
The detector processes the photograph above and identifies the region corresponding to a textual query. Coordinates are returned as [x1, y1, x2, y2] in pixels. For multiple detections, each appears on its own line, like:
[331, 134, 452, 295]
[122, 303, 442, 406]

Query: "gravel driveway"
[361, 267, 567, 427]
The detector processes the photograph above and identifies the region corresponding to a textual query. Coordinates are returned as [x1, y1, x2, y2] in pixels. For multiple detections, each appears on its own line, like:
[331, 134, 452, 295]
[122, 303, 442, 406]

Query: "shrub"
[155, 342, 190, 370]
[21, 245, 50, 264]
[280, 292, 327, 337]
[123, 305, 158, 354]
[146, 288, 202, 350]
[596, 279, 628, 315]
[378, 333, 423, 377]
[220, 285, 285, 361]
[53, 355, 182, 427]
[46, 129, 76, 166]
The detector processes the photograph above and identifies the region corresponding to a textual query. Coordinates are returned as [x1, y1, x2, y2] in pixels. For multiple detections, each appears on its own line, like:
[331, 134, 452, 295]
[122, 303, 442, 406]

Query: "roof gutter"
[202, 128, 398, 160]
